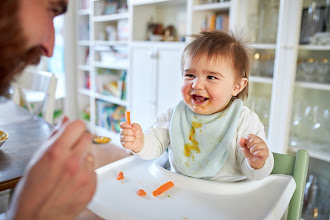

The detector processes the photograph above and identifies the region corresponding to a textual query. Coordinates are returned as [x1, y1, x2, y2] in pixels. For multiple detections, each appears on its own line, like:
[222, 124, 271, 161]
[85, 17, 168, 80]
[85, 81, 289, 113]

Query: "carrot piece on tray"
[137, 189, 146, 196]
[152, 181, 174, 196]
[117, 171, 124, 180]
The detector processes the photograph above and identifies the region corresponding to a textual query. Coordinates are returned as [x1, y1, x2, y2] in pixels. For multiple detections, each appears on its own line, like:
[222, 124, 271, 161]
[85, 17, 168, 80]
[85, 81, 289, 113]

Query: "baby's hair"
[181, 30, 251, 100]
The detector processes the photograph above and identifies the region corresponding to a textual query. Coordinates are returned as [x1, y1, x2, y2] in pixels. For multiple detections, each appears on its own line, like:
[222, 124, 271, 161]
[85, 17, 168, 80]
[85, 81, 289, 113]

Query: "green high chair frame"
[271, 149, 309, 220]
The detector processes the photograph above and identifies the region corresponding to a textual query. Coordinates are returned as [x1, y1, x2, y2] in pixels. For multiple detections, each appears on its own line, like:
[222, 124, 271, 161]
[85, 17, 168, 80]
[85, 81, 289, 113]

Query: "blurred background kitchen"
[3, 0, 329, 219]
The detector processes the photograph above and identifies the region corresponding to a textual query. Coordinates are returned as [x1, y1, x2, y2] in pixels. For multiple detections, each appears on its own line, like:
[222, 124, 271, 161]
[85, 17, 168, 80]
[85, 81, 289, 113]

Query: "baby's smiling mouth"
[192, 94, 209, 103]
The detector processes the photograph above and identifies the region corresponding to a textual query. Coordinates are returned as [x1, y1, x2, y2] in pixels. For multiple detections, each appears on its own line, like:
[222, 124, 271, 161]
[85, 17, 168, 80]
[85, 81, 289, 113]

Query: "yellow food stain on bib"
[184, 121, 202, 157]
[192, 121, 202, 129]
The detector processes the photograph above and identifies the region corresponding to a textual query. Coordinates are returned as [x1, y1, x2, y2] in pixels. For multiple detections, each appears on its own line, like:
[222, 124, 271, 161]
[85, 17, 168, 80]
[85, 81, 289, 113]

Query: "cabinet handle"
[149, 49, 158, 59]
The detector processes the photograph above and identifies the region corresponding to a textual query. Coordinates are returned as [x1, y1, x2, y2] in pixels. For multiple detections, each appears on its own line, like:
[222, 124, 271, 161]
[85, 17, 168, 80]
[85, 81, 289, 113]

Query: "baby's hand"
[120, 122, 144, 153]
[239, 134, 269, 169]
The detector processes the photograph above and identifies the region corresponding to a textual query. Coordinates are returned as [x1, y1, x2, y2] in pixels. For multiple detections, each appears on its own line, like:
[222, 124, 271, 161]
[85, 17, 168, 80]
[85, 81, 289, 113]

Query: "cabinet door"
[156, 45, 185, 115]
[130, 45, 157, 129]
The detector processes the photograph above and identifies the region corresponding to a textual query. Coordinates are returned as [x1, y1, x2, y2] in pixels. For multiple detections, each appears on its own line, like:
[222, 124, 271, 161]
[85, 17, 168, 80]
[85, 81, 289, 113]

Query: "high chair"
[12, 70, 57, 124]
[271, 149, 309, 220]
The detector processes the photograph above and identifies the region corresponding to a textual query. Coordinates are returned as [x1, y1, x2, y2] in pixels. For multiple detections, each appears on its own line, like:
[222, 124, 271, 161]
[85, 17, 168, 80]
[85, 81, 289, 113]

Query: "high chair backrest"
[12, 70, 57, 124]
[271, 149, 309, 220]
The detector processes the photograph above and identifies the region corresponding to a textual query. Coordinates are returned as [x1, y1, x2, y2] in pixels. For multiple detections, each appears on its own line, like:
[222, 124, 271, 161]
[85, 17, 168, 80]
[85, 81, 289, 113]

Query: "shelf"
[299, 45, 330, 51]
[78, 9, 91, 16]
[249, 76, 273, 84]
[94, 92, 128, 106]
[289, 144, 330, 163]
[250, 43, 276, 50]
[94, 41, 129, 46]
[78, 65, 90, 71]
[295, 81, 330, 91]
[132, 0, 184, 6]
[93, 62, 128, 70]
[193, 2, 231, 11]
[78, 41, 91, 46]
[93, 13, 129, 22]
[78, 88, 91, 96]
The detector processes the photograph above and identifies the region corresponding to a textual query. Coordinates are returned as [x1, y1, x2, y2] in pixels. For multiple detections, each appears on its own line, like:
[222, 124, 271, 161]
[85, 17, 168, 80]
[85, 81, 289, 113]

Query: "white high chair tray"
[88, 152, 296, 220]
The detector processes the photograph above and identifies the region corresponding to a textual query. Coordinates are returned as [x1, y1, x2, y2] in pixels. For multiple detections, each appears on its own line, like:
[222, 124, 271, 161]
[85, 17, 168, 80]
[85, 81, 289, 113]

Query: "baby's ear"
[232, 78, 248, 96]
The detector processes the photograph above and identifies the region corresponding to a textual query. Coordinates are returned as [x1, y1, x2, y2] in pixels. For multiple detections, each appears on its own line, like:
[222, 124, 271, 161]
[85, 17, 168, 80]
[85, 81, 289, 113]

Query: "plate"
[88, 152, 296, 220]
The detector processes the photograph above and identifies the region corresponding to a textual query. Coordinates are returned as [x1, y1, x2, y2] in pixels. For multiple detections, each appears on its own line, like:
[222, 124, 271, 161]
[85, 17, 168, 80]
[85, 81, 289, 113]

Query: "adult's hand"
[7, 119, 97, 220]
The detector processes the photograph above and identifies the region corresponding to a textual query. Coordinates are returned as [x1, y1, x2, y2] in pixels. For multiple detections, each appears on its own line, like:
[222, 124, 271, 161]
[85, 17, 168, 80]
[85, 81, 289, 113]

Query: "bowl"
[0, 131, 8, 147]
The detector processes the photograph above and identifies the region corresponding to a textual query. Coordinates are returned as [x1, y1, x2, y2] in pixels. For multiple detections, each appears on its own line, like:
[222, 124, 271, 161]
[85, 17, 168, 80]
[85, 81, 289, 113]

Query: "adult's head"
[0, 0, 67, 95]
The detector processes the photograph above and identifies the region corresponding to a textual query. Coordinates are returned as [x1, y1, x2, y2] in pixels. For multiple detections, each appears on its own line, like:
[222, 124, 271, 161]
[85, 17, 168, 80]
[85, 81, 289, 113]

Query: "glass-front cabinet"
[290, 0, 330, 218]
[235, 0, 280, 137]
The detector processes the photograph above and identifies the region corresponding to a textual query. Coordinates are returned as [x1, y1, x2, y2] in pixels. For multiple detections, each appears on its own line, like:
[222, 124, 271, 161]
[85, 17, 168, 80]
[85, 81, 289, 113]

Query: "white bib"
[169, 99, 243, 178]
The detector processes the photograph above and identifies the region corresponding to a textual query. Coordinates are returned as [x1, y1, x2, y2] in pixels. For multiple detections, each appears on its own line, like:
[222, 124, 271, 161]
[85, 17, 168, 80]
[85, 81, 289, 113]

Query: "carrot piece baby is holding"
[120, 31, 273, 182]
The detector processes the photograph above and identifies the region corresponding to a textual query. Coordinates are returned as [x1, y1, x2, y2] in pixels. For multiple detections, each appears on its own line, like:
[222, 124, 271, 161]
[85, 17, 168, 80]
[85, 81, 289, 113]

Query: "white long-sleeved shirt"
[135, 106, 274, 182]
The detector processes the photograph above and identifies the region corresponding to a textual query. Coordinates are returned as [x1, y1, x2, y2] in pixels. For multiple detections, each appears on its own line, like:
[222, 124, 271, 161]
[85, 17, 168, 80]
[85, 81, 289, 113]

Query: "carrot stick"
[125, 111, 131, 124]
[152, 181, 174, 196]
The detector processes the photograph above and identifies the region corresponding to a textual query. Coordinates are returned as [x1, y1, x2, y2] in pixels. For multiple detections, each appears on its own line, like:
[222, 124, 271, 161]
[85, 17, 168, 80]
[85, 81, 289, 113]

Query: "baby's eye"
[207, 76, 217, 80]
[184, 74, 195, 78]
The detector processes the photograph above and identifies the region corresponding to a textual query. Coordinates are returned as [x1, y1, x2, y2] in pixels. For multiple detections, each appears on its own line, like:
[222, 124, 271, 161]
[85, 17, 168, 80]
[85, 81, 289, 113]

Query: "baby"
[120, 31, 274, 182]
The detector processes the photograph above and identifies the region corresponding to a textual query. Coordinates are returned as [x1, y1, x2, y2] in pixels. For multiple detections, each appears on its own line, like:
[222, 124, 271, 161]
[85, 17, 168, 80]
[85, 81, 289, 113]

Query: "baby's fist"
[120, 122, 144, 153]
[239, 134, 269, 169]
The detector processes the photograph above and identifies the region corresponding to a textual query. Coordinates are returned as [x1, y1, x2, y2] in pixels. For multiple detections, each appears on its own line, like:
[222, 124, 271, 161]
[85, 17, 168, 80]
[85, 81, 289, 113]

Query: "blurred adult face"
[0, 0, 67, 95]
[20, 0, 68, 57]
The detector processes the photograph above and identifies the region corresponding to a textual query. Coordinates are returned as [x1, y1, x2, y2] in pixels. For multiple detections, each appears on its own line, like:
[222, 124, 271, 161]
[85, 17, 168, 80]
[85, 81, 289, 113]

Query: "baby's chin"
[189, 105, 211, 115]
[189, 104, 228, 116]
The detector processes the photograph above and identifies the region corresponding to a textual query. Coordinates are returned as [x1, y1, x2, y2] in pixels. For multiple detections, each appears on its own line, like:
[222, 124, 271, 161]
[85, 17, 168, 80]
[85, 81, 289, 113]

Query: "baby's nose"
[192, 78, 204, 89]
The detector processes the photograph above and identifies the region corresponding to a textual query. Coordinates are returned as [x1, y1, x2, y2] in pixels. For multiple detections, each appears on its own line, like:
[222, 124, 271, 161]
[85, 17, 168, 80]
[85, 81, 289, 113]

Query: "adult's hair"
[181, 30, 251, 100]
[0, 0, 41, 95]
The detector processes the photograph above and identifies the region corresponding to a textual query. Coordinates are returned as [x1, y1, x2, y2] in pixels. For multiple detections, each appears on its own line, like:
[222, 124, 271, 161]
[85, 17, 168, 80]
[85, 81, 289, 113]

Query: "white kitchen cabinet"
[130, 42, 185, 129]
[130, 44, 157, 129]
[155, 44, 185, 114]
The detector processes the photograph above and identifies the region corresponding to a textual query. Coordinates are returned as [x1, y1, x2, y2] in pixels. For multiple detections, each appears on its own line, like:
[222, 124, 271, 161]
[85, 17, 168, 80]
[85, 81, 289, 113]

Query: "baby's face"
[181, 56, 241, 115]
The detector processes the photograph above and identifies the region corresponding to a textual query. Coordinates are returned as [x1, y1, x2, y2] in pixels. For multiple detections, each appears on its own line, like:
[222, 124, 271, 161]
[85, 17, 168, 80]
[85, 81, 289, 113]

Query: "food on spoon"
[137, 189, 146, 196]
[93, 136, 111, 144]
[117, 171, 124, 180]
[152, 181, 174, 196]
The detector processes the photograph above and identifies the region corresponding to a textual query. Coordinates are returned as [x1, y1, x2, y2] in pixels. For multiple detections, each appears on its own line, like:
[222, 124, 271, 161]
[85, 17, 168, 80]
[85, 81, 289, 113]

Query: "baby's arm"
[120, 107, 173, 160]
[239, 134, 269, 169]
[120, 122, 144, 153]
[237, 107, 274, 180]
